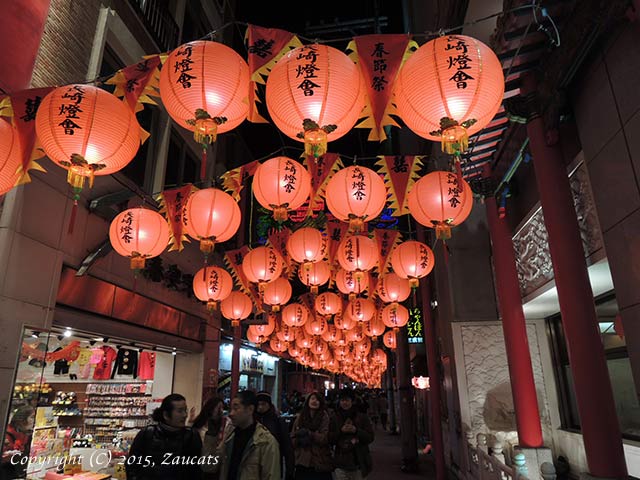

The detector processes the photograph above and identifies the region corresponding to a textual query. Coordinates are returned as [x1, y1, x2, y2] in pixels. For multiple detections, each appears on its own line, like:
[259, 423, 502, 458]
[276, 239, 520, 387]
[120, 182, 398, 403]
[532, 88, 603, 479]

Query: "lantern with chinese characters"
[337, 235, 379, 279]
[277, 324, 299, 343]
[335, 268, 369, 299]
[282, 303, 309, 328]
[262, 277, 292, 312]
[36, 85, 140, 197]
[363, 313, 385, 340]
[372, 348, 387, 366]
[159, 41, 249, 177]
[220, 291, 253, 327]
[315, 292, 342, 316]
[381, 303, 409, 331]
[322, 324, 342, 343]
[266, 44, 366, 158]
[325, 166, 387, 232]
[242, 246, 283, 291]
[355, 338, 371, 356]
[391, 240, 435, 287]
[192, 266, 233, 312]
[269, 337, 288, 353]
[288, 344, 302, 358]
[334, 312, 355, 331]
[395, 35, 504, 154]
[0, 119, 21, 196]
[305, 315, 327, 336]
[184, 188, 241, 255]
[345, 324, 365, 343]
[346, 297, 376, 322]
[407, 171, 473, 239]
[253, 156, 311, 222]
[109, 208, 169, 270]
[296, 328, 313, 349]
[298, 260, 331, 294]
[247, 313, 276, 344]
[376, 272, 411, 303]
[383, 330, 397, 349]
[247, 327, 267, 344]
[287, 227, 326, 265]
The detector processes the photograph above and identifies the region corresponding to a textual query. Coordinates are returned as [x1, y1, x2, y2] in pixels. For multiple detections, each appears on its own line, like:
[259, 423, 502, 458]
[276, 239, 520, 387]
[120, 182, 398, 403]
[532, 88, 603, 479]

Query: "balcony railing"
[128, 0, 179, 52]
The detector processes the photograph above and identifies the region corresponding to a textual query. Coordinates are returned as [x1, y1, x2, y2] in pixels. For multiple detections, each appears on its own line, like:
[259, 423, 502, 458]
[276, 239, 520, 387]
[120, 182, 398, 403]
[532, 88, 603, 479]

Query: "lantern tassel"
[68, 199, 78, 235]
[201, 146, 207, 181]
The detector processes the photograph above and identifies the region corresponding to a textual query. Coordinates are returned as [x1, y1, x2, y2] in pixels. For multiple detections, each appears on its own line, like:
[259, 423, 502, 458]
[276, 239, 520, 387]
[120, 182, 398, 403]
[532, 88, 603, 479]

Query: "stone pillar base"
[515, 446, 553, 478]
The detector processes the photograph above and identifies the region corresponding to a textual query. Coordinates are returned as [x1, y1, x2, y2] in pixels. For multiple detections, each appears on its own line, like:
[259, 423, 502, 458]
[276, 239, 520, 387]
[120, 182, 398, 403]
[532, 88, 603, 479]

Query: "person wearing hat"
[255, 391, 294, 480]
[329, 389, 374, 480]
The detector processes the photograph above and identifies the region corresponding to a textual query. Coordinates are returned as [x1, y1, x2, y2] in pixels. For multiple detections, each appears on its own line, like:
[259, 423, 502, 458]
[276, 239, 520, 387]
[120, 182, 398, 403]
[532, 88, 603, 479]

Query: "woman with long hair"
[291, 392, 333, 480]
[191, 396, 227, 480]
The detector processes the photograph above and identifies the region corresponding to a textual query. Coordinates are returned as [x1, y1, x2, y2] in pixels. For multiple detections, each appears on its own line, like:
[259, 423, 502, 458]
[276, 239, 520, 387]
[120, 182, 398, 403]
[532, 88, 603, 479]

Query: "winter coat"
[216, 422, 281, 480]
[256, 408, 295, 475]
[126, 423, 204, 480]
[328, 408, 374, 476]
[290, 411, 333, 472]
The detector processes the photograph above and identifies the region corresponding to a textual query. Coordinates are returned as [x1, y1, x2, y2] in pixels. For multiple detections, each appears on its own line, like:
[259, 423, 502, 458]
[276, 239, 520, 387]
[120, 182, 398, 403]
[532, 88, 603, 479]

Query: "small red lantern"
[335, 268, 370, 298]
[247, 313, 276, 344]
[298, 260, 331, 294]
[407, 171, 473, 239]
[377, 272, 411, 303]
[325, 166, 387, 232]
[296, 329, 313, 349]
[383, 330, 397, 349]
[242, 246, 283, 291]
[220, 291, 253, 327]
[337, 235, 378, 278]
[381, 303, 409, 330]
[269, 337, 288, 352]
[282, 303, 309, 328]
[305, 315, 327, 336]
[346, 297, 376, 322]
[315, 292, 342, 316]
[253, 156, 311, 222]
[184, 188, 241, 255]
[193, 266, 233, 311]
[363, 314, 385, 340]
[262, 277, 292, 312]
[322, 324, 342, 343]
[391, 240, 435, 288]
[334, 312, 356, 331]
[287, 227, 326, 264]
[109, 208, 169, 270]
[345, 324, 365, 343]
[277, 324, 299, 343]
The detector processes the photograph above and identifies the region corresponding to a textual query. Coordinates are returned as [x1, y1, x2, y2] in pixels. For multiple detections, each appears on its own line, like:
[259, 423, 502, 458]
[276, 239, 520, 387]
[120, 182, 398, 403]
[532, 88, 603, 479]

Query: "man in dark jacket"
[256, 391, 295, 480]
[329, 389, 374, 480]
[127, 394, 204, 480]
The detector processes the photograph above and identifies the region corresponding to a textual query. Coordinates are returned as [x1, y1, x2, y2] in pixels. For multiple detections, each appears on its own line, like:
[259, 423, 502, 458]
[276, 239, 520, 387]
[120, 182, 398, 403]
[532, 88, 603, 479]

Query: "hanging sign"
[375, 155, 424, 216]
[407, 306, 424, 344]
[106, 55, 162, 113]
[156, 184, 196, 251]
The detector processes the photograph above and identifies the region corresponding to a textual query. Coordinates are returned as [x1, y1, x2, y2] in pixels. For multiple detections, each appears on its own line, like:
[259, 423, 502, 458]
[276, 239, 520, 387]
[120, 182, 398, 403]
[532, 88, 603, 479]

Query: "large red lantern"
[395, 35, 504, 154]
[159, 41, 249, 175]
[193, 266, 233, 311]
[407, 171, 473, 239]
[262, 277, 292, 312]
[325, 166, 387, 232]
[36, 85, 140, 195]
[376, 272, 411, 303]
[109, 208, 169, 270]
[337, 235, 379, 278]
[298, 260, 331, 294]
[381, 303, 409, 330]
[253, 157, 311, 222]
[346, 297, 376, 323]
[0, 119, 21, 196]
[287, 227, 326, 265]
[184, 188, 241, 255]
[282, 303, 309, 328]
[335, 268, 369, 298]
[315, 292, 342, 316]
[242, 246, 283, 291]
[220, 291, 253, 327]
[266, 44, 366, 158]
[391, 240, 435, 287]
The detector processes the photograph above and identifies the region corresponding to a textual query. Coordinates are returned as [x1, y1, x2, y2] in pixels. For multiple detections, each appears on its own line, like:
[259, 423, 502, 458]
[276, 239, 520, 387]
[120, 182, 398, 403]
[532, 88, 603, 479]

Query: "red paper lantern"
[253, 156, 311, 222]
[247, 312, 276, 344]
[334, 312, 356, 331]
[391, 240, 435, 287]
[407, 171, 473, 239]
[355, 338, 371, 356]
[242, 246, 283, 290]
[298, 260, 331, 294]
[159, 41, 249, 145]
[335, 268, 369, 298]
[247, 327, 266, 344]
[287, 227, 326, 264]
[192, 266, 233, 311]
[269, 337, 288, 353]
[372, 348, 387, 366]
[322, 324, 342, 343]
[345, 324, 365, 343]
[346, 297, 376, 322]
[363, 314, 385, 339]
[395, 35, 504, 153]
[381, 303, 409, 330]
[288, 344, 302, 358]
[109, 208, 169, 270]
[262, 277, 292, 312]
[376, 272, 411, 303]
[184, 188, 241, 255]
[315, 292, 342, 316]
[220, 291, 253, 327]
[277, 324, 299, 343]
[337, 235, 379, 277]
[296, 329, 313, 349]
[282, 303, 309, 328]
[266, 44, 366, 158]
[0, 119, 22, 196]
[383, 330, 397, 349]
[325, 166, 387, 232]
[305, 315, 327, 336]
[36, 85, 140, 194]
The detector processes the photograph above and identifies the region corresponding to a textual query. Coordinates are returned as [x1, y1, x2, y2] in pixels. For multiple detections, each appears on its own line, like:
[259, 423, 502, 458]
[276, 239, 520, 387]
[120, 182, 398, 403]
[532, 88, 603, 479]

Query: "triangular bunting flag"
[374, 228, 403, 274]
[375, 155, 424, 216]
[303, 152, 344, 205]
[224, 246, 264, 313]
[268, 227, 294, 279]
[155, 184, 196, 252]
[220, 160, 260, 201]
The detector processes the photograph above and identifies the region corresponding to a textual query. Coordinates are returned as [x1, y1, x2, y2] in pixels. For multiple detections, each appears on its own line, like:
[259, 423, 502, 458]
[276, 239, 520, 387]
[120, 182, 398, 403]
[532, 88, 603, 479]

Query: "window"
[163, 129, 201, 188]
[548, 293, 640, 440]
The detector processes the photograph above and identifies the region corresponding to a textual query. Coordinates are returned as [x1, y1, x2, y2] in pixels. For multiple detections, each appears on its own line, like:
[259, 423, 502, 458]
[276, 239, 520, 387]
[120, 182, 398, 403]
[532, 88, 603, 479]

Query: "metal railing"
[128, 0, 179, 51]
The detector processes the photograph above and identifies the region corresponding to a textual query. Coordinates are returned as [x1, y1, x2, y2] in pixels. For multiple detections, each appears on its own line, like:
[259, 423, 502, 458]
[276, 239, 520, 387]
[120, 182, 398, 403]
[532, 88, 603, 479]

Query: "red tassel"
[201, 147, 207, 181]
[68, 199, 78, 235]
[455, 159, 463, 186]
[443, 241, 450, 267]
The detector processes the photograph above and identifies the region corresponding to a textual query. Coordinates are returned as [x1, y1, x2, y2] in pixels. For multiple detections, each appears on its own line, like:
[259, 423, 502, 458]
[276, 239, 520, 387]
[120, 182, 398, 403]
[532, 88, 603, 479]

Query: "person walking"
[290, 392, 333, 480]
[330, 390, 374, 480]
[126, 393, 203, 480]
[255, 391, 294, 479]
[216, 390, 280, 480]
[192, 397, 228, 480]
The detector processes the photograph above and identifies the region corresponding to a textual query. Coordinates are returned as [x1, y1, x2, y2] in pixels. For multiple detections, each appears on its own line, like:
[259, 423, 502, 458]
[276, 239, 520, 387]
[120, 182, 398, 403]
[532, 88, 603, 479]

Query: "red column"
[231, 325, 242, 398]
[201, 319, 221, 403]
[522, 74, 627, 477]
[484, 195, 543, 447]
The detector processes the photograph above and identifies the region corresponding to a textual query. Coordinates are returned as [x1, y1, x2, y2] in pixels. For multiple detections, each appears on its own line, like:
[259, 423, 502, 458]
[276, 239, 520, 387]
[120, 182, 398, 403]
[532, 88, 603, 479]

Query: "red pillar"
[484, 195, 543, 447]
[522, 73, 627, 477]
[201, 319, 221, 403]
[231, 325, 242, 398]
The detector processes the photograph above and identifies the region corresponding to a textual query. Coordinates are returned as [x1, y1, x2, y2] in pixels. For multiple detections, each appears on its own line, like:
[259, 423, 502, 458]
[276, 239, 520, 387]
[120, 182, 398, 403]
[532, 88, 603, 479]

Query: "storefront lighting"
[31, 331, 39, 338]
[64, 328, 72, 337]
